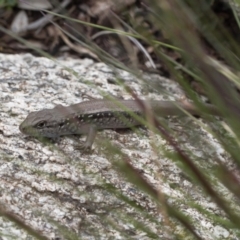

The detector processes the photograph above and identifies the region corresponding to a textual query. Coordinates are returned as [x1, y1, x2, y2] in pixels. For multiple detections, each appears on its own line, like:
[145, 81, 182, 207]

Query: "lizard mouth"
[19, 123, 37, 137]
[19, 122, 27, 134]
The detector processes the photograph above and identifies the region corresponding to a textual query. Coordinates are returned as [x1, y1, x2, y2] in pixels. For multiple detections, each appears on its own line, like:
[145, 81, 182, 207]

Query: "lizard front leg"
[75, 125, 98, 153]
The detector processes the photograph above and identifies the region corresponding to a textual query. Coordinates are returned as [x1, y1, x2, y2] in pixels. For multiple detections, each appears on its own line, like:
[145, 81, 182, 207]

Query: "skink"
[19, 99, 220, 149]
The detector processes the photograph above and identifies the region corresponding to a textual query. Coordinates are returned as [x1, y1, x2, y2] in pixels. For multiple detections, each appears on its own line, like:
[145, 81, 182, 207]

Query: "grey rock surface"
[0, 53, 235, 239]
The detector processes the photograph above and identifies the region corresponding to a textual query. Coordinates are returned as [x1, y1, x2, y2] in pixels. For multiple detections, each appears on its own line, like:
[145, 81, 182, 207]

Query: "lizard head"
[19, 109, 60, 139]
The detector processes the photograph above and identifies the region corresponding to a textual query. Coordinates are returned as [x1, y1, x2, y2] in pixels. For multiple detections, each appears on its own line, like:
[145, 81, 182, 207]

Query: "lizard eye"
[35, 121, 46, 128]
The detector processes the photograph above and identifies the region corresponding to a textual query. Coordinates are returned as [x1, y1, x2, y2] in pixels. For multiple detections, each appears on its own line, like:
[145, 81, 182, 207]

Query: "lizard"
[19, 99, 220, 150]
